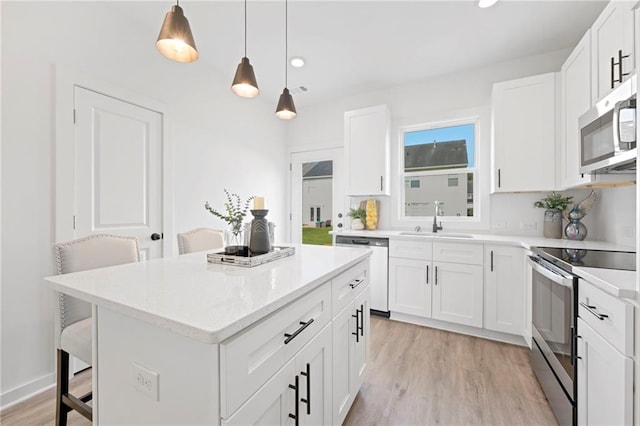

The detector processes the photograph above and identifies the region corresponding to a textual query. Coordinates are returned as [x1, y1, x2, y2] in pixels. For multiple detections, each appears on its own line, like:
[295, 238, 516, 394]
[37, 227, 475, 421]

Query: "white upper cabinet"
[590, 0, 636, 102]
[491, 73, 557, 193]
[344, 104, 390, 196]
[559, 30, 594, 189]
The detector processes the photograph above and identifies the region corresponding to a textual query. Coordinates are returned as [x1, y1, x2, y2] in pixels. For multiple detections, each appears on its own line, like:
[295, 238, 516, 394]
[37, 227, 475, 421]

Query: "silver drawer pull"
[580, 301, 609, 321]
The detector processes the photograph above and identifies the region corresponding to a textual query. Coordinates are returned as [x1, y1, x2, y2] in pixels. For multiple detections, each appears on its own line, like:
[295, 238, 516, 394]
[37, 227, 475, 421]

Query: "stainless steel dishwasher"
[335, 235, 389, 317]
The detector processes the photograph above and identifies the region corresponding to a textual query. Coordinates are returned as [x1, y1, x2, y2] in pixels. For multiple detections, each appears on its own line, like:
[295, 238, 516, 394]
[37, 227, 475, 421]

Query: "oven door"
[528, 255, 577, 401]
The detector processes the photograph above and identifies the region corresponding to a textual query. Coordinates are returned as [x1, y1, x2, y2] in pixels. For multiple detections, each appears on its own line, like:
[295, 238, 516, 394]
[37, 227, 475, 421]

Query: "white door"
[484, 245, 525, 335]
[295, 324, 332, 426]
[290, 148, 345, 244]
[74, 86, 163, 260]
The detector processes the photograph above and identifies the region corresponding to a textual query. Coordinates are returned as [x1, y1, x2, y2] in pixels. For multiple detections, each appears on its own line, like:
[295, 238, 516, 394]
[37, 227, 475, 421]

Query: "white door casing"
[290, 148, 345, 244]
[74, 86, 163, 260]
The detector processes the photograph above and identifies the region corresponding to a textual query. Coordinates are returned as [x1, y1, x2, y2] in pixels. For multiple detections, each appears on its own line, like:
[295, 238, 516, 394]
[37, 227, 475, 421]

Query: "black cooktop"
[532, 246, 636, 272]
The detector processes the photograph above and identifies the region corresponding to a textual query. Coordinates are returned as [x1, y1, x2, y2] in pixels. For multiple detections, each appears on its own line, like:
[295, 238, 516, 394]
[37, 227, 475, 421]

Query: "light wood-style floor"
[1, 317, 557, 426]
[344, 317, 557, 426]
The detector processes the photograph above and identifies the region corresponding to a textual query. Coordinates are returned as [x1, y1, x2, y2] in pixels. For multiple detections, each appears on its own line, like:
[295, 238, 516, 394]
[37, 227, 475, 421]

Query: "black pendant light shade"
[276, 88, 297, 120]
[231, 57, 259, 98]
[276, 0, 297, 120]
[156, 4, 199, 63]
[231, 0, 259, 98]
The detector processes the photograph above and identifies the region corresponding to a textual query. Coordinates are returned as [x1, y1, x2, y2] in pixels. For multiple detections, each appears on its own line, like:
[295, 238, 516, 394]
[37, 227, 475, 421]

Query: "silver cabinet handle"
[580, 301, 609, 320]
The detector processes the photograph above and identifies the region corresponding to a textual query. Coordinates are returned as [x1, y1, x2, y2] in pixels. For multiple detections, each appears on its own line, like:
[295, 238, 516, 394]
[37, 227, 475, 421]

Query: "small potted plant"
[348, 208, 366, 230]
[534, 192, 573, 239]
[205, 189, 255, 253]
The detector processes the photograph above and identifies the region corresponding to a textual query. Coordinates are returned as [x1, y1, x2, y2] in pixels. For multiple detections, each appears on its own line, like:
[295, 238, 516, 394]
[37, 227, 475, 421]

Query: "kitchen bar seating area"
[2, 1, 640, 426]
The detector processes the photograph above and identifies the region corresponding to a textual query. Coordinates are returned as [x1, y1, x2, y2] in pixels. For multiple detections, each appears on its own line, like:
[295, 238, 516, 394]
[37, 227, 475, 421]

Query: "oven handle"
[527, 256, 575, 288]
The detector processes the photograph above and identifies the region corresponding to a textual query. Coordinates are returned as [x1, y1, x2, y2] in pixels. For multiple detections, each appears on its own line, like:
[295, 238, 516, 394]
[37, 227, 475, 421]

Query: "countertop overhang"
[45, 244, 372, 343]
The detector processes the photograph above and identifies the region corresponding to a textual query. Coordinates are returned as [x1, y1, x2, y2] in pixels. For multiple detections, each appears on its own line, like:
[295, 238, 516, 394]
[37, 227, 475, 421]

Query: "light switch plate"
[133, 362, 159, 401]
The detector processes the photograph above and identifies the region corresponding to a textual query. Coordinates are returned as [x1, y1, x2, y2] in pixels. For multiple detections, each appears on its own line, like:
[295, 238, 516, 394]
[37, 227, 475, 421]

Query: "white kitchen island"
[45, 244, 372, 425]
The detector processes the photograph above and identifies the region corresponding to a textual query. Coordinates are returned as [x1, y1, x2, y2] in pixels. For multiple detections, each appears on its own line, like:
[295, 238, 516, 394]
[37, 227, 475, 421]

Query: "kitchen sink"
[398, 231, 474, 238]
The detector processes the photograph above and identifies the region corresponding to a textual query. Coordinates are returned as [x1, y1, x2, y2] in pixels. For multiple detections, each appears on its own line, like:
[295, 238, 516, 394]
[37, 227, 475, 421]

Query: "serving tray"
[207, 246, 295, 267]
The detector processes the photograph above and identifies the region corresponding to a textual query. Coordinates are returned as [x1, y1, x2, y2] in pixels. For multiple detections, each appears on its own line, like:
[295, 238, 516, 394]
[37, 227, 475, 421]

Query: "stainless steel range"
[528, 247, 635, 426]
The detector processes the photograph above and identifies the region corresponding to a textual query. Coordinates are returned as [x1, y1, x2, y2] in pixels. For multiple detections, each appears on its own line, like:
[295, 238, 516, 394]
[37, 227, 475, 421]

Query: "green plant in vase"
[533, 192, 573, 239]
[205, 189, 255, 247]
[348, 207, 366, 230]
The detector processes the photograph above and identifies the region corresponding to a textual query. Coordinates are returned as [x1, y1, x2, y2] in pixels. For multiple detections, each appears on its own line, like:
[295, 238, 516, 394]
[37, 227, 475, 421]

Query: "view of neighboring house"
[302, 160, 333, 227]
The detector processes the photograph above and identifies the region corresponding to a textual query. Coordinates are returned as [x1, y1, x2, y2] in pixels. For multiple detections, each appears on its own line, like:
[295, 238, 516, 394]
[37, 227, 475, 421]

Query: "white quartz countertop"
[44, 244, 371, 344]
[334, 229, 635, 252]
[573, 267, 637, 299]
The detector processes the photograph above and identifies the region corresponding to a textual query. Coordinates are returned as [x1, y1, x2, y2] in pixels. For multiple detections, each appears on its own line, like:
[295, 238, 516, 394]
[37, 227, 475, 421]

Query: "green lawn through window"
[302, 226, 333, 246]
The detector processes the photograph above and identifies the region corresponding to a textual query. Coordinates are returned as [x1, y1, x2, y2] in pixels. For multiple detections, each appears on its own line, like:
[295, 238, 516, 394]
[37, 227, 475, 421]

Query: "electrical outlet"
[133, 362, 159, 401]
[520, 222, 537, 231]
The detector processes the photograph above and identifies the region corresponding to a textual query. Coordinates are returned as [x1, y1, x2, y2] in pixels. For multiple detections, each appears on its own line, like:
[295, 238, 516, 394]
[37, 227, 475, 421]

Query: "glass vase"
[224, 227, 246, 255]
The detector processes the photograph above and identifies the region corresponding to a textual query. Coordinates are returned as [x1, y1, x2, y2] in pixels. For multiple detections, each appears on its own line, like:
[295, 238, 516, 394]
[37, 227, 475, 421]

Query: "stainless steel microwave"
[579, 74, 636, 174]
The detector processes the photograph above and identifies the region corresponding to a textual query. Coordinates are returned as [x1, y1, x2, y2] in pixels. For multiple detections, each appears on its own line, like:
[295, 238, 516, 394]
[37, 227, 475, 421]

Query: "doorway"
[290, 148, 344, 244]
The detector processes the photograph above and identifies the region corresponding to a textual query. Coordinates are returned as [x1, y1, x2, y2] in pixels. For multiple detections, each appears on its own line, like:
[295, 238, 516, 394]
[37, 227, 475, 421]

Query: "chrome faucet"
[433, 201, 443, 233]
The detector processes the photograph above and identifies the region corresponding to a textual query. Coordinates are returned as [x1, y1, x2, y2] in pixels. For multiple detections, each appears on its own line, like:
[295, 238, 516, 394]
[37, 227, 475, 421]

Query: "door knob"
[151, 233, 163, 241]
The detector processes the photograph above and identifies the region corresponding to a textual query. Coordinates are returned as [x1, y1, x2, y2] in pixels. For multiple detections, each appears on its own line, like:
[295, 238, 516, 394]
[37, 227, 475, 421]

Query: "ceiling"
[117, 1, 607, 108]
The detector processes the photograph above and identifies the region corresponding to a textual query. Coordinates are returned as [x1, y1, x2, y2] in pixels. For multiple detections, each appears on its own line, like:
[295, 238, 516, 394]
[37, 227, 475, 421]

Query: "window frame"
[397, 116, 481, 224]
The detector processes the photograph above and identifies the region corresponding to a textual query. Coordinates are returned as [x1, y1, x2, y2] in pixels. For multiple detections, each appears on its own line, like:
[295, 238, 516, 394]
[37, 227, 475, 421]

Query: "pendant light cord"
[244, 0, 247, 57]
[176, 0, 179, 6]
[284, 0, 288, 87]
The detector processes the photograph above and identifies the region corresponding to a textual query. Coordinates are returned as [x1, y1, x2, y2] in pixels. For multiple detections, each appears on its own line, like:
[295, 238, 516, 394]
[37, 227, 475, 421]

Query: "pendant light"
[275, 0, 297, 120]
[156, 1, 199, 63]
[231, 0, 259, 97]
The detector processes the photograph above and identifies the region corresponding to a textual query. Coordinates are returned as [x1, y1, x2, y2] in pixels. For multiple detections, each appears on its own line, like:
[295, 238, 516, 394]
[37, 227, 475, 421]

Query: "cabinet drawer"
[579, 281, 633, 356]
[433, 242, 483, 265]
[220, 283, 331, 418]
[332, 261, 368, 317]
[389, 239, 432, 260]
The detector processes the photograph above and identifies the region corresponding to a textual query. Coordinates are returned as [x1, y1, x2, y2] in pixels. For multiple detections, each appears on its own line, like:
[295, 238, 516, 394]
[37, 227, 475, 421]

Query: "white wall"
[289, 48, 636, 246]
[1, 2, 287, 407]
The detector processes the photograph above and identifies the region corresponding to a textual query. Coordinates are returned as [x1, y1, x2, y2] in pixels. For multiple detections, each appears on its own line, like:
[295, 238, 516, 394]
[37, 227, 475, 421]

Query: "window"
[401, 121, 477, 220]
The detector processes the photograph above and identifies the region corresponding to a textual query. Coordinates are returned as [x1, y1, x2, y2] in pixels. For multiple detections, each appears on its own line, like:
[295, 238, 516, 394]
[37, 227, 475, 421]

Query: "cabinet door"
[332, 302, 356, 424]
[432, 262, 483, 327]
[591, 1, 635, 102]
[577, 319, 633, 426]
[492, 73, 556, 193]
[559, 30, 593, 189]
[223, 360, 296, 426]
[484, 245, 525, 335]
[331, 287, 370, 425]
[388, 257, 432, 317]
[352, 288, 370, 396]
[296, 324, 332, 426]
[344, 105, 390, 196]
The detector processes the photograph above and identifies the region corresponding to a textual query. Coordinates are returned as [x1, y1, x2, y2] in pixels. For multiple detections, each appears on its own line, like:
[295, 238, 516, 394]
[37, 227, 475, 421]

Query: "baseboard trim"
[0, 373, 55, 411]
[389, 312, 527, 347]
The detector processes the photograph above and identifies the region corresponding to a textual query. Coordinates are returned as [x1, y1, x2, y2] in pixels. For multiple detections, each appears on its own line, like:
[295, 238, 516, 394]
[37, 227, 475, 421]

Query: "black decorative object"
[249, 209, 271, 255]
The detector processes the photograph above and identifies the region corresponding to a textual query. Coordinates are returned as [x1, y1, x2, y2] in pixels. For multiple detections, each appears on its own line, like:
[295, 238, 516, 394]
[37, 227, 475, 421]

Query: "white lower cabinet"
[432, 261, 483, 327]
[484, 245, 525, 335]
[224, 324, 332, 426]
[332, 285, 370, 425]
[577, 318, 633, 425]
[388, 257, 431, 317]
[221, 260, 370, 426]
[222, 359, 296, 426]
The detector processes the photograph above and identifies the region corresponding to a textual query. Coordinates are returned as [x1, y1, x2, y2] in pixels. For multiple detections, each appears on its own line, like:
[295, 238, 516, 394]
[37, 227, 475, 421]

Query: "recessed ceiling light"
[290, 56, 305, 68]
[478, 0, 498, 8]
